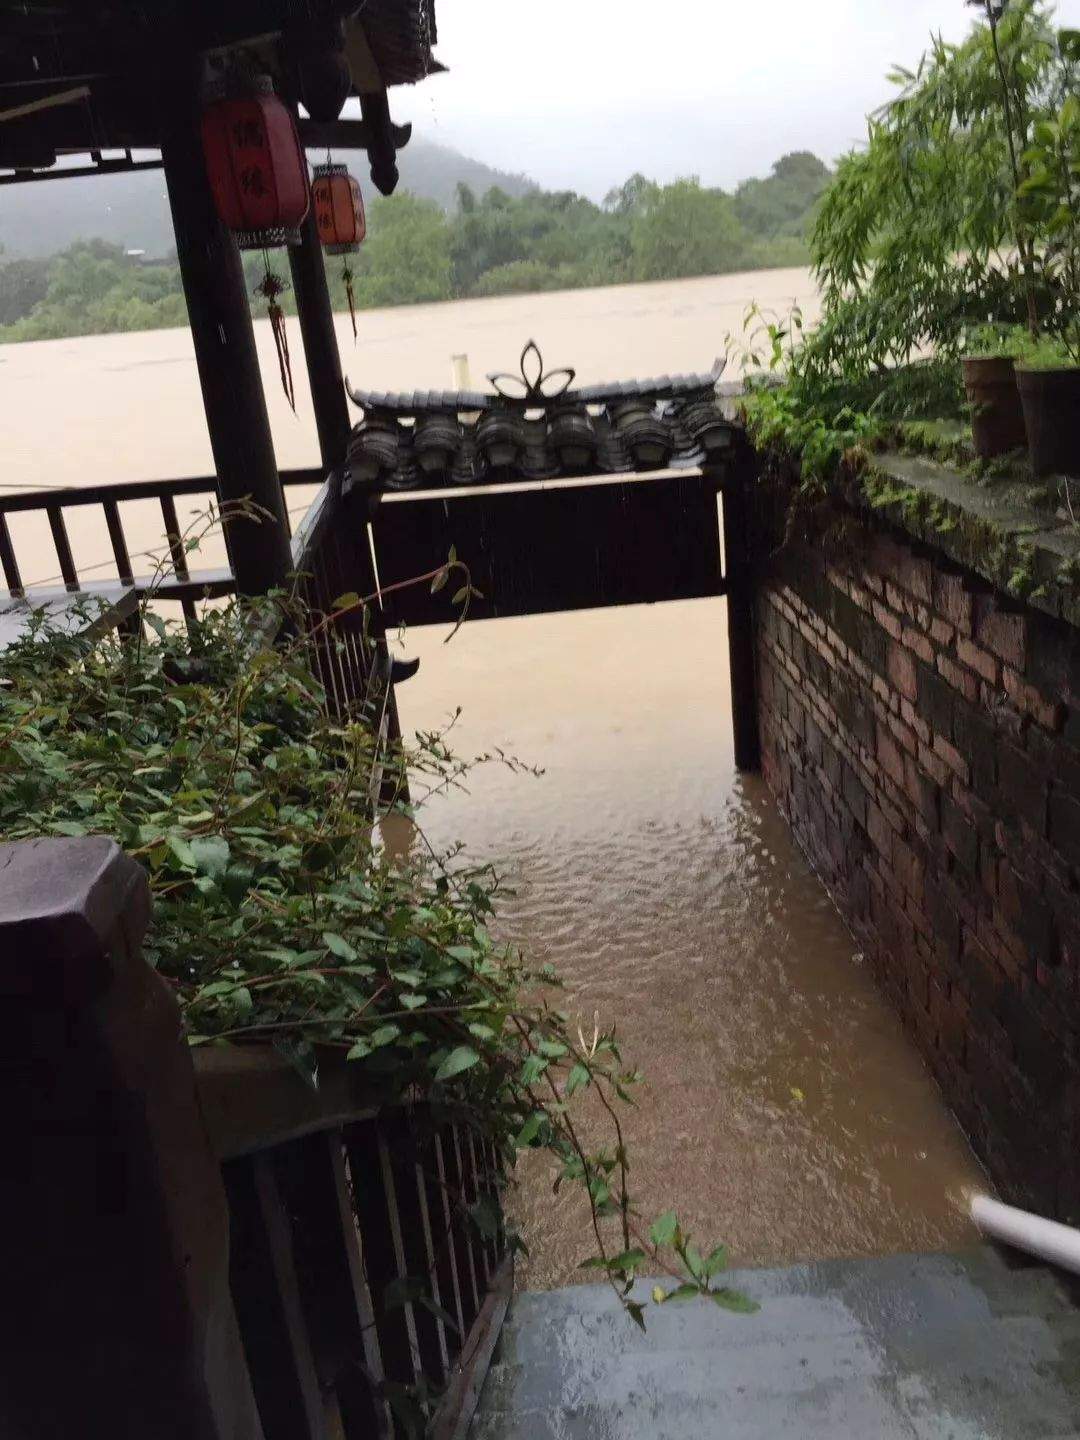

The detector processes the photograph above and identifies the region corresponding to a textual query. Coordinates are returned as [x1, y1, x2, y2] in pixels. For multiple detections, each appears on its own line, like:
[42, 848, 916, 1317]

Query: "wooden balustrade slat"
[381, 1115, 450, 1385]
[462, 1128, 494, 1284]
[343, 1120, 423, 1402]
[224, 1154, 326, 1440]
[0, 513, 23, 594]
[46, 504, 79, 589]
[103, 499, 134, 583]
[273, 1132, 389, 1440]
[428, 1255, 514, 1440]
[328, 1135, 394, 1440]
[160, 493, 190, 581]
[159, 492, 198, 622]
[424, 1131, 467, 1354]
[444, 1125, 482, 1328]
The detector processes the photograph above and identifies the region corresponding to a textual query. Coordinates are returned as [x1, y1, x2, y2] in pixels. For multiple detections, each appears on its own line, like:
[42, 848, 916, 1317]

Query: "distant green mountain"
[0, 151, 831, 341]
[0, 137, 534, 259]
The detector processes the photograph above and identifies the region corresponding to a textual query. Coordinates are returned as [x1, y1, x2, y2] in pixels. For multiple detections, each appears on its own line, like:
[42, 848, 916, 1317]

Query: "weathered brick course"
[756, 510, 1080, 1222]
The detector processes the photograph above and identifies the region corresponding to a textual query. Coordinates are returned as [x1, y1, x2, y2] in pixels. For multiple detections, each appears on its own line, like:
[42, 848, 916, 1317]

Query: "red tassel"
[255, 268, 296, 412]
[343, 262, 358, 342]
[269, 299, 295, 412]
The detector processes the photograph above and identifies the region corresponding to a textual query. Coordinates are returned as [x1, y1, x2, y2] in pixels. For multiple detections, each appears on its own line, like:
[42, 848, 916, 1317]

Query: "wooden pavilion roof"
[0, 0, 440, 173]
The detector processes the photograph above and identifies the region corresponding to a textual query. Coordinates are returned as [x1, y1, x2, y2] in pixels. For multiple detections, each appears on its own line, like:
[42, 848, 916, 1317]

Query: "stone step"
[469, 1247, 1080, 1440]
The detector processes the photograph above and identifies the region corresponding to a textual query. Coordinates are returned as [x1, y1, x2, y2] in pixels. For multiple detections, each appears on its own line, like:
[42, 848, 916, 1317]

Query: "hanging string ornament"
[312, 159, 366, 341]
[254, 261, 296, 412]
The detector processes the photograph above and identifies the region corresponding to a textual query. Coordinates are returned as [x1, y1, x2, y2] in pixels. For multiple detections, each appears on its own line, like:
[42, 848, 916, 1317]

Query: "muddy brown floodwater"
[393, 598, 985, 1287]
[2, 270, 986, 1282]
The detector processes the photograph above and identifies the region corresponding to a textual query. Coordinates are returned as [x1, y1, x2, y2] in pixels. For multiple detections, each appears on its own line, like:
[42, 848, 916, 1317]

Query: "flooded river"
[0, 268, 983, 1275]
[396, 599, 983, 1284]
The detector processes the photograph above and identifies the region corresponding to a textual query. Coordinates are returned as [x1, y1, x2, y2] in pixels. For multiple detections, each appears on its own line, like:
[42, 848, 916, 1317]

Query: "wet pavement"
[394, 597, 985, 1282]
[470, 1248, 1080, 1438]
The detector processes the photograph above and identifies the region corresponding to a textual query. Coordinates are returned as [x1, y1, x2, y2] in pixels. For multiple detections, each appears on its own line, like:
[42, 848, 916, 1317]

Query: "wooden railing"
[0, 834, 511, 1440]
[0, 466, 325, 616]
[0, 463, 406, 800]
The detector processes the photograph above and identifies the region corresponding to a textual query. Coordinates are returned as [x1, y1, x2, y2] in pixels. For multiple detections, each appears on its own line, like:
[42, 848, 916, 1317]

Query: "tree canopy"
[0, 153, 830, 342]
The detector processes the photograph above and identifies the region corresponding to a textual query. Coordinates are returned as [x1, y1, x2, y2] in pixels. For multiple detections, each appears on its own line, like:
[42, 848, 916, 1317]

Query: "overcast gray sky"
[392, 0, 1080, 195]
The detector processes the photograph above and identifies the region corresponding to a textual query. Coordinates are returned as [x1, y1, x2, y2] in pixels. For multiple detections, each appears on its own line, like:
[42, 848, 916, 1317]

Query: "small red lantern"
[311, 163, 366, 253]
[312, 161, 365, 339]
[201, 79, 309, 249]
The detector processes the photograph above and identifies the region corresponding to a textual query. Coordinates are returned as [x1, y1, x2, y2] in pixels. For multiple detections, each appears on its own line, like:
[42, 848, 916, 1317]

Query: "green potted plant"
[958, 0, 1046, 456]
[1015, 57, 1080, 475]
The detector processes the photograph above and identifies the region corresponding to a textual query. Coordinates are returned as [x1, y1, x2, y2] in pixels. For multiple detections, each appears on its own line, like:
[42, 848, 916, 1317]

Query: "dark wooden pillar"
[160, 63, 293, 597]
[0, 837, 263, 1439]
[288, 185, 351, 468]
[720, 442, 761, 772]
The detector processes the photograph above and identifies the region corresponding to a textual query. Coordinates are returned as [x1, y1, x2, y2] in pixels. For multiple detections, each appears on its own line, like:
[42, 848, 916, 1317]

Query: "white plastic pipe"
[971, 1193, 1080, 1276]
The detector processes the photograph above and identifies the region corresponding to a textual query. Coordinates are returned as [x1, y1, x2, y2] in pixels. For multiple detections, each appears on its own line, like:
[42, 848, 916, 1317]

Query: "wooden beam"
[160, 57, 292, 598]
[297, 116, 411, 153]
[288, 181, 350, 468]
[719, 442, 761, 772]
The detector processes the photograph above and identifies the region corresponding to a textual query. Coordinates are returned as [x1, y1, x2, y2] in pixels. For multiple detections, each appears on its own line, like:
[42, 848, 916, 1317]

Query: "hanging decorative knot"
[255, 269, 296, 413]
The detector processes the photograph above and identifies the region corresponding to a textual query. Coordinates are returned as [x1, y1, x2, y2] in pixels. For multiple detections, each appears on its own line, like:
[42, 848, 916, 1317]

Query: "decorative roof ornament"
[488, 340, 575, 405]
[345, 345, 734, 493]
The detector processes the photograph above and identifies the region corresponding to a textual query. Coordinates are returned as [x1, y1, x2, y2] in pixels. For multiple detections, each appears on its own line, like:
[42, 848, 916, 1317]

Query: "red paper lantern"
[311, 163, 366, 253]
[201, 80, 309, 249]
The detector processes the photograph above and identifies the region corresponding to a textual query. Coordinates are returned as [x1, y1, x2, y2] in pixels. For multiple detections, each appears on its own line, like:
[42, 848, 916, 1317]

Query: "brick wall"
[756, 516, 1080, 1220]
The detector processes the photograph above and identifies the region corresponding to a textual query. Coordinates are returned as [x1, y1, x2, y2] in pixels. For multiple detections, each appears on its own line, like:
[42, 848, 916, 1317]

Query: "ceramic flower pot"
[1015, 366, 1080, 477]
[961, 355, 1027, 459]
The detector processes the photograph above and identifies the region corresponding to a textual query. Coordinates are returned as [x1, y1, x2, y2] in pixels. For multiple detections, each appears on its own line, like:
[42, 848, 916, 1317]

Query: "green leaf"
[709, 1287, 760, 1314]
[323, 931, 358, 962]
[332, 591, 360, 610]
[370, 1023, 401, 1048]
[703, 1245, 729, 1277]
[191, 835, 230, 880]
[347, 1039, 372, 1061]
[663, 1283, 702, 1303]
[167, 833, 197, 868]
[515, 1112, 543, 1146]
[430, 567, 449, 594]
[565, 1062, 590, 1097]
[434, 1045, 480, 1082]
[50, 819, 89, 836]
[608, 1248, 647, 1273]
[649, 1210, 678, 1248]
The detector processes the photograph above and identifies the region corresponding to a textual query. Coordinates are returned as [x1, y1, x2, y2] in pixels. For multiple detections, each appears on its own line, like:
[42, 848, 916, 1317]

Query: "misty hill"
[0, 152, 831, 340]
[0, 138, 534, 259]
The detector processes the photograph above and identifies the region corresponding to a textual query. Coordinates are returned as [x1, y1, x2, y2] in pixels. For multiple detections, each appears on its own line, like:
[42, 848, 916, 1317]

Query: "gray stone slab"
[470, 1248, 1080, 1439]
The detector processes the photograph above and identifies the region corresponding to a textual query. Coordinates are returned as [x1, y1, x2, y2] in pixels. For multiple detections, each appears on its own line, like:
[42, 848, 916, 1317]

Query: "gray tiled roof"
[345, 364, 734, 491]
